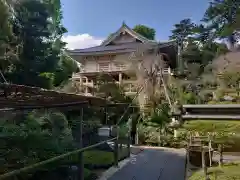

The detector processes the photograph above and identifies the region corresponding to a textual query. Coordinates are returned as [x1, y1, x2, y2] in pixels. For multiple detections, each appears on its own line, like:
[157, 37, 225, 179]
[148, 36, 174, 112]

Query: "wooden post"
[114, 126, 119, 167]
[127, 111, 131, 157]
[201, 146, 208, 180]
[186, 144, 190, 166]
[208, 135, 212, 167]
[104, 103, 108, 125]
[218, 144, 223, 167]
[127, 129, 131, 157]
[78, 107, 84, 180]
[189, 133, 192, 145]
[119, 73, 122, 84]
[135, 126, 139, 145]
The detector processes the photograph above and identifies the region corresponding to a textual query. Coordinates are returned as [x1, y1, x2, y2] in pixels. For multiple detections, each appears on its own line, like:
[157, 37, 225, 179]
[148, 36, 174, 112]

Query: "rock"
[223, 95, 234, 101]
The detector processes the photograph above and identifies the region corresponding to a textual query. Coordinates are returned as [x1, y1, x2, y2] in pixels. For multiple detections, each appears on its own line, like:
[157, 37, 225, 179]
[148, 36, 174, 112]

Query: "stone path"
[107, 147, 186, 180]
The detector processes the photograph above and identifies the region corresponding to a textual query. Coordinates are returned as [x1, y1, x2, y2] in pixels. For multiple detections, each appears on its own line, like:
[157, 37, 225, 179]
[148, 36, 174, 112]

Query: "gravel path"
[107, 147, 186, 180]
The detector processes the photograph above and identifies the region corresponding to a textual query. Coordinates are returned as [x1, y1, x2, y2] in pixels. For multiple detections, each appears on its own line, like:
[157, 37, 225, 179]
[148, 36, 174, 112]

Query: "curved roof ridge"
[101, 22, 157, 46]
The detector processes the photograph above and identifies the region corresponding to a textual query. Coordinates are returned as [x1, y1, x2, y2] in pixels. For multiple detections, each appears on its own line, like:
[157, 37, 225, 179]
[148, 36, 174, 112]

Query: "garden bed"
[179, 120, 240, 152]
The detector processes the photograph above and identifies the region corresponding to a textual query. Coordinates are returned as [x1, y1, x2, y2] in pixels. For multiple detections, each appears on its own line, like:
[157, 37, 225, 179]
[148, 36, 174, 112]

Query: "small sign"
[98, 126, 111, 137]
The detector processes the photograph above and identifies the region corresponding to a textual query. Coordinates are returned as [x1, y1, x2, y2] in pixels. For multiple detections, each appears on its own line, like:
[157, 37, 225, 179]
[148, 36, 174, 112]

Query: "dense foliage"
[0, 0, 78, 89]
[133, 24, 156, 40]
[95, 73, 138, 125]
[167, 0, 240, 104]
[136, 0, 240, 148]
[0, 110, 75, 175]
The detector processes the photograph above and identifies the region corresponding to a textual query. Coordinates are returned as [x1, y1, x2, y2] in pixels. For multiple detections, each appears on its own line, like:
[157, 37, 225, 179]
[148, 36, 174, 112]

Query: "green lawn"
[84, 148, 129, 165]
[66, 148, 129, 165]
[181, 120, 240, 133]
[83, 150, 115, 166]
[63, 148, 128, 179]
[189, 162, 240, 180]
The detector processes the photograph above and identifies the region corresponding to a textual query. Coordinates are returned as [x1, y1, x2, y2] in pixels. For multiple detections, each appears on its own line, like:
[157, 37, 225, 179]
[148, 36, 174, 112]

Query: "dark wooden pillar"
[78, 107, 84, 180]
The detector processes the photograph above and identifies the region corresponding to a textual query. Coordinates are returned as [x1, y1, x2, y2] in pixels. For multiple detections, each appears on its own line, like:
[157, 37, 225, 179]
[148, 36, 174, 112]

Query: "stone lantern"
[169, 100, 183, 138]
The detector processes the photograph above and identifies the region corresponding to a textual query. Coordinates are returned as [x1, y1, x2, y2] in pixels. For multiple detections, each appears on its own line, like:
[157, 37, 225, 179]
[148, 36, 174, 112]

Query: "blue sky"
[61, 0, 210, 49]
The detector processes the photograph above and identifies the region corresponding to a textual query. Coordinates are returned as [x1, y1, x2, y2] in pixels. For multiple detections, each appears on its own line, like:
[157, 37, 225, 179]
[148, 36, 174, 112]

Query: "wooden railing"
[77, 65, 171, 74]
[0, 102, 132, 180]
[181, 104, 240, 120]
[79, 63, 128, 73]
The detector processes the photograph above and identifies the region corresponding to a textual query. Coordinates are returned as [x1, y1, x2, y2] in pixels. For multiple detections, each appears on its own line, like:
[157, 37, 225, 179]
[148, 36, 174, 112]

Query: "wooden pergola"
[0, 83, 110, 110]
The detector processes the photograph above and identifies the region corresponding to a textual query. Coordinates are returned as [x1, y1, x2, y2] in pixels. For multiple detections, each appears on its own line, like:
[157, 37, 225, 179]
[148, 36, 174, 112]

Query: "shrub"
[182, 92, 198, 104]
[118, 124, 128, 138]
[0, 110, 76, 174]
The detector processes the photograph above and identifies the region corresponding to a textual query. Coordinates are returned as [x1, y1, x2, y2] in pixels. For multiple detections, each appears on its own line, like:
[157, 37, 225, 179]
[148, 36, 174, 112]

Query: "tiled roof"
[68, 41, 176, 55]
[69, 43, 152, 53]
[67, 22, 177, 55]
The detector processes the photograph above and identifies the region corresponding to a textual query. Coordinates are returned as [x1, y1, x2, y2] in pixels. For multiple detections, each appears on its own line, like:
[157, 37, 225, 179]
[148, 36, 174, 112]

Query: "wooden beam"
[183, 114, 240, 120]
[183, 104, 240, 109]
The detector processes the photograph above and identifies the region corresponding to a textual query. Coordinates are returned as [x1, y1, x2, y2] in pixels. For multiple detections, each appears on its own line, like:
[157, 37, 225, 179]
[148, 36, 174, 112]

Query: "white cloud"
[63, 34, 104, 50]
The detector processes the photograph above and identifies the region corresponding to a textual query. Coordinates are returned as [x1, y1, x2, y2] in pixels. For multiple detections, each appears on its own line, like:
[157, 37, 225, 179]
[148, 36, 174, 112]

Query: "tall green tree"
[169, 19, 195, 40]
[181, 39, 202, 64]
[203, 0, 240, 49]
[10, 0, 57, 88]
[44, 0, 78, 86]
[133, 24, 156, 40]
[169, 19, 196, 74]
[54, 53, 79, 86]
[6, 0, 76, 88]
[170, 17, 229, 76]
[44, 0, 67, 50]
[0, 0, 18, 78]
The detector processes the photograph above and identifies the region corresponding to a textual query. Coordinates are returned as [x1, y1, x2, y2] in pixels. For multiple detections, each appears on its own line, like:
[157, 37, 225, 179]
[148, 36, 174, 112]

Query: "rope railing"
[0, 100, 133, 180]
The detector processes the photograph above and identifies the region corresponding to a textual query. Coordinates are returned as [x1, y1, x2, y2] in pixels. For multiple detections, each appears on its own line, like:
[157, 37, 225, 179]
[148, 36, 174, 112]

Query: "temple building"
[68, 23, 178, 107]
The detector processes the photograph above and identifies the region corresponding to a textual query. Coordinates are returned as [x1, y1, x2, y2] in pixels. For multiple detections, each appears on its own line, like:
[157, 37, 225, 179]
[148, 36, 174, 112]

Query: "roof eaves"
[158, 39, 177, 47]
[101, 24, 125, 46]
[67, 49, 135, 56]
